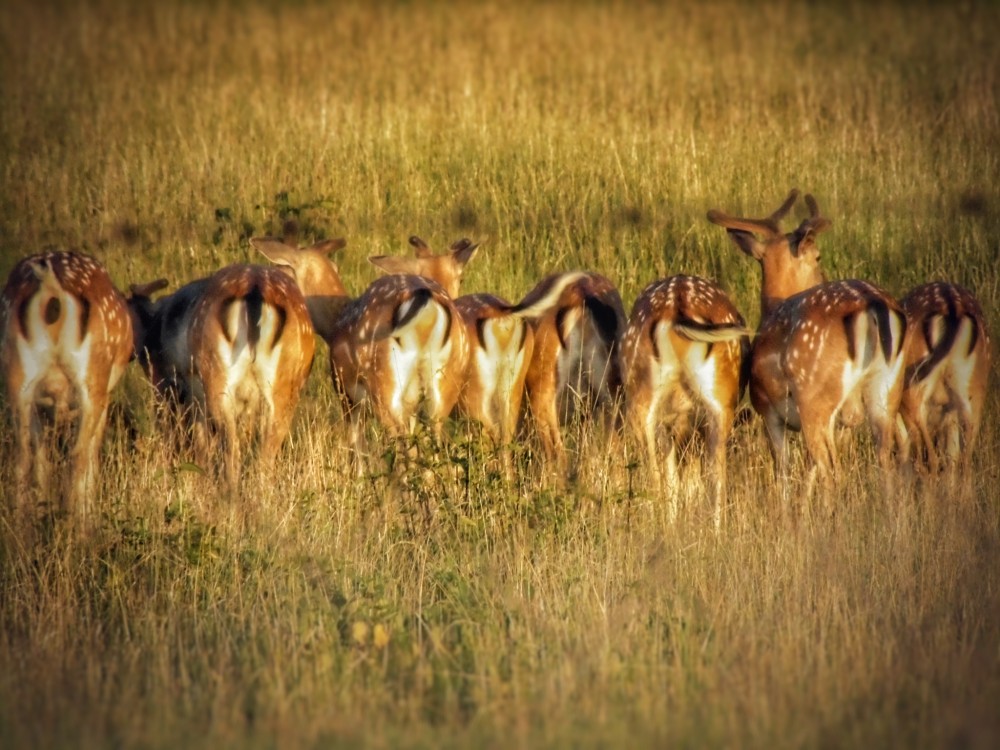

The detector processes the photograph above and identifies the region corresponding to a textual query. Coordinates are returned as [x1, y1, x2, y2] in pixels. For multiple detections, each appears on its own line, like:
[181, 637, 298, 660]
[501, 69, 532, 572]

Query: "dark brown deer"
[129, 264, 316, 487]
[707, 191, 907, 493]
[1, 251, 133, 525]
[619, 275, 751, 527]
[898, 281, 991, 473]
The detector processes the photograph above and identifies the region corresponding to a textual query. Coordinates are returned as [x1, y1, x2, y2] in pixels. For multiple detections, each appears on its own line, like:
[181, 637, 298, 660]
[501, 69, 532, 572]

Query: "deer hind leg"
[11, 386, 36, 508]
[259, 375, 303, 467]
[704, 405, 734, 532]
[204, 386, 240, 489]
[68, 387, 112, 527]
[863, 372, 904, 476]
[799, 413, 837, 512]
[761, 409, 791, 481]
[625, 382, 660, 487]
[527, 382, 566, 476]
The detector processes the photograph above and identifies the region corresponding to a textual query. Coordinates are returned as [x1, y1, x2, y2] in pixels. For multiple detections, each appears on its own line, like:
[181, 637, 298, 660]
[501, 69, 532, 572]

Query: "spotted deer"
[369, 235, 480, 299]
[897, 281, 991, 474]
[707, 191, 907, 492]
[129, 264, 316, 486]
[252, 236, 471, 466]
[1, 251, 133, 524]
[619, 275, 751, 526]
[367, 236, 590, 457]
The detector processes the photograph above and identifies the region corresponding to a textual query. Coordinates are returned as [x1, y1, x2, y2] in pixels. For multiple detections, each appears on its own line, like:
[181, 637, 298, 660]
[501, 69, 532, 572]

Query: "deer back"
[901, 281, 991, 386]
[128, 276, 212, 403]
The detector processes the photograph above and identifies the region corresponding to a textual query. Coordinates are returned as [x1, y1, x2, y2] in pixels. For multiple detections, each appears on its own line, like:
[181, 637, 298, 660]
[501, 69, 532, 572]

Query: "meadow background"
[1, 0, 999, 747]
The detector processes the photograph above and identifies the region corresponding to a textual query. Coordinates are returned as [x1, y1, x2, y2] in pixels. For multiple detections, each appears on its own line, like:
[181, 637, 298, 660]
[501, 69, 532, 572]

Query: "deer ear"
[408, 236, 433, 258]
[726, 229, 764, 260]
[251, 237, 299, 265]
[369, 255, 416, 276]
[451, 240, 480, 268]
[308, 237, 347, 255]
[810, 217, 832, 235]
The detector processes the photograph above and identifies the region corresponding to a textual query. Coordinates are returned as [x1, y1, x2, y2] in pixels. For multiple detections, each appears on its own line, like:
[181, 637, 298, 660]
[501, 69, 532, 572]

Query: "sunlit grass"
[1, 0, 999, 747]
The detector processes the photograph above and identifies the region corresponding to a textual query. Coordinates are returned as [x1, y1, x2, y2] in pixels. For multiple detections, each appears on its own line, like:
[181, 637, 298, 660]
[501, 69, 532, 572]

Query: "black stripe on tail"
[392, 288, 452, 346]
[966, 315, 980, 356]
[585, 296, 621, 349]
[873, 300, 894, 364]
[910, 301, 961, 384]
[245, 285, 264, 349]
[476, 317, 488, 350]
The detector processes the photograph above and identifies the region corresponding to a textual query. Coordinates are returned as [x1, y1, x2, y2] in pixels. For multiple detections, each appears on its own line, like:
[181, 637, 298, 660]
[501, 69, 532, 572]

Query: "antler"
[449, 238, 478, 254]
[707, 189, 800, 237]
[791, 194, 832, 240]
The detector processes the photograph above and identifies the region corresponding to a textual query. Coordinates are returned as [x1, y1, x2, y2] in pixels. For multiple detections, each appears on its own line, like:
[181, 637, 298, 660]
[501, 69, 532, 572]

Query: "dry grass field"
[1, 0, 999, 747]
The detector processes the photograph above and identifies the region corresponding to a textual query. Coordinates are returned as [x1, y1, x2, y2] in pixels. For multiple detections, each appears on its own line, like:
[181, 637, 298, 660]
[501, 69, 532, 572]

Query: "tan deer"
[369, 235, 480, 298]
[619, 275, 751, 527]
[707, 191, 907, 493]
[523, 271, 626, 474]
[367, 237, 591, 458]
[1, 251, 133, 525]
[252, 236, 471, 466]
[129, 265, 316, 487]
[897, 281, 991, 474]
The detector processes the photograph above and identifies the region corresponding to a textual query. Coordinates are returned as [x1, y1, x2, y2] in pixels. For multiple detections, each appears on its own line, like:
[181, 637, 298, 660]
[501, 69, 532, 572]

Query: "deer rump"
[550, 286, 623, 416]
[907, 300, 982, 387]
[192, 266, 313, 426]
[330, 275, 464, 426]
[760, 281, 906, 431]
[3, 252, 132, 431]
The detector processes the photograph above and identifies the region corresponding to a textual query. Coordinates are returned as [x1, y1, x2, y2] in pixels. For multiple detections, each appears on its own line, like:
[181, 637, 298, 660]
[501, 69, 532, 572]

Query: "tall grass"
[1, 1, 998, 747]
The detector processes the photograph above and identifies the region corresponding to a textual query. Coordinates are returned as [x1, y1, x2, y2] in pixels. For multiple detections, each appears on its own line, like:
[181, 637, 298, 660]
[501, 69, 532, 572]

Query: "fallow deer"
[1, 251, 133, 525]
[252, 236, 471, 466]
[367, 236, 591, 456]
[369, 235, 480, 299]
[707, 191, 907, 494]
[128, 276, 207, 407]
[619, 275, 751, 526]
[523, 271, 627, 474]
[129, 265, 316, 487]
[898, 281, 991, 474]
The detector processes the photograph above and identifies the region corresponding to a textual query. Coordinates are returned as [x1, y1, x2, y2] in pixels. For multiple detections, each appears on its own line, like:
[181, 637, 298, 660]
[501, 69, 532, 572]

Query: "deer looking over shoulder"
[707, 191, 907, 493]
[1, 251, 133, 526]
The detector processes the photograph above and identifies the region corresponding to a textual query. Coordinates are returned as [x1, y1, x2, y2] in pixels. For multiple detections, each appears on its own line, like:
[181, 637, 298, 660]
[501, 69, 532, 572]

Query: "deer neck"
[759, 267, 824, 321]
[306, 294, 352, 343]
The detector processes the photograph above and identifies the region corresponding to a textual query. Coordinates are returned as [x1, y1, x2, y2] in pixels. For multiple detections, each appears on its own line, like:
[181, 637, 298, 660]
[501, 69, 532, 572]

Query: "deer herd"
[1, 191, 992, 529]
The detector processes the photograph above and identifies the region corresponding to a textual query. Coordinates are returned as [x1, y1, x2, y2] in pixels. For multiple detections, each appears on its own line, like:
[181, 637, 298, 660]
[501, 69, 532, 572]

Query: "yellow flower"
[352, 621, 370, 646]
[373, 623, 390, 650]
